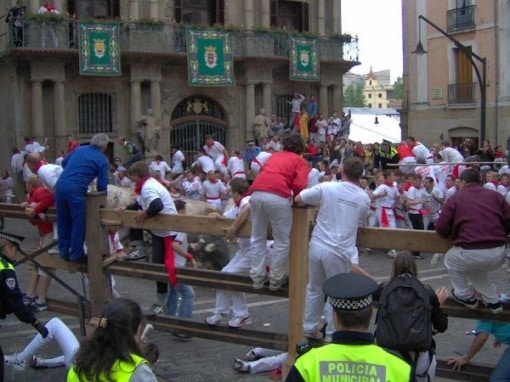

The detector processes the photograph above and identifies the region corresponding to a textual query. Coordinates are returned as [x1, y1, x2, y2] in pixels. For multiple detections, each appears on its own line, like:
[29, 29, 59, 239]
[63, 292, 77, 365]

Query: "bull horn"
[204, 243, 216, 253]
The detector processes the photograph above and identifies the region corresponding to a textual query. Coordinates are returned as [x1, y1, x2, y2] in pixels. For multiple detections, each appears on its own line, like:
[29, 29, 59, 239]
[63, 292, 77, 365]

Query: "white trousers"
[303, 243, 351, 333]
[214, 246, 251, 318]
[249, 352, 288, 374]
[250, 192, 292, 284]
[444, 244, 507, 304]
[17, 317, 79, 369]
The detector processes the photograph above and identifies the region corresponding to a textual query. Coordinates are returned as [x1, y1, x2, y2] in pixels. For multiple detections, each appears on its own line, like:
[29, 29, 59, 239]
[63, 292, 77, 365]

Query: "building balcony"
[447, 5, 476, 33]
[5, 20, 359, 63]
[448, 83, 476, 105]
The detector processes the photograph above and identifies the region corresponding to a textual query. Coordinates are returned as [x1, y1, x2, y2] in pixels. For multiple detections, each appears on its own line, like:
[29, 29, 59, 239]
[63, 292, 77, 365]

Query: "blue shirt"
[243, 146, 261, 163]
[57, 145, 109, 193]
[307, 101, 317, 118]
[475, 320, 510, 344]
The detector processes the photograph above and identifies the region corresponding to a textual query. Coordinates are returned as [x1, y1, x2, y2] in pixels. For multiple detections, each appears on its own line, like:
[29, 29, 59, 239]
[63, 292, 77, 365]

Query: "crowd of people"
[2, 126, 510, 381]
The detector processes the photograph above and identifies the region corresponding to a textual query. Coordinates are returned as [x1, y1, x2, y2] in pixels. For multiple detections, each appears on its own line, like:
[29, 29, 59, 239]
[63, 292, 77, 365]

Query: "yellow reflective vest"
[293, 342, 411, 382]
[67, 353, 147, 382]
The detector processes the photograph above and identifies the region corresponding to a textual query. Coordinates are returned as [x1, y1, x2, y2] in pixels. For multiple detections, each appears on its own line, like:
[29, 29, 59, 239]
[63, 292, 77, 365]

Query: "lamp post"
[412, 15, 487, 142]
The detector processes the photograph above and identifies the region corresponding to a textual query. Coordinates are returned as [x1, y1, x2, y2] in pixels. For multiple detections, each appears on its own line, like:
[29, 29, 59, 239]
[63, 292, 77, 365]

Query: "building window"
[68, 0, 120, 19]
[368, 103, 372, 108]
[378, 93, 382, 98]
[270, 0, 309, 32]
[368, 94, 372, 99]
[378, 103, 382, 108]
[174, 0, 224, 26]
[77, 93, 115, 135]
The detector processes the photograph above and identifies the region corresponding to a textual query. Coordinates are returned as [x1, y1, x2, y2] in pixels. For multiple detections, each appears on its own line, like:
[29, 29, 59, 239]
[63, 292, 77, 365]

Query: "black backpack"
[375, 273, 433, 352]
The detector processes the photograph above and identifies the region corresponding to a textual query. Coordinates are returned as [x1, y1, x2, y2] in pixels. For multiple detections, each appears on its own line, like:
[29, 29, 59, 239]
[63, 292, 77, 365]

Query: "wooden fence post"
[85, 192, 111, 318]
[283, 205, 311, 378]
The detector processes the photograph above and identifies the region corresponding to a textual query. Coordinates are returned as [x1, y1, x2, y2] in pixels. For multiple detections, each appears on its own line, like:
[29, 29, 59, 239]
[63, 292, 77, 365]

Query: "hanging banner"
[187, 28, 234, 86]
[79, 22, 121, 76]
[289, 36, 319, 81]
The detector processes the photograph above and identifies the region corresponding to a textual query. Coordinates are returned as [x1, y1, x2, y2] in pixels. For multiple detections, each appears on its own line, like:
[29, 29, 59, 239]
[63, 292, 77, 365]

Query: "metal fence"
[448, 83, 476, 105]
[76, 92, 116, 136]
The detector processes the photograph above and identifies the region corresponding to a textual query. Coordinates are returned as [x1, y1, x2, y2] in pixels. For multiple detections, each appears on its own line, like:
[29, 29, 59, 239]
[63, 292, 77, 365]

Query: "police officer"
[286, 273, 413, 382]
[379, 139, 399, 170]
[0, 232, 48, 380]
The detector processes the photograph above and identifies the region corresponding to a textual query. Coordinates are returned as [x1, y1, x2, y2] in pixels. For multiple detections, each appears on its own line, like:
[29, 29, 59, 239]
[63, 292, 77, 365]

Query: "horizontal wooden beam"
[436, 359, 492, 381]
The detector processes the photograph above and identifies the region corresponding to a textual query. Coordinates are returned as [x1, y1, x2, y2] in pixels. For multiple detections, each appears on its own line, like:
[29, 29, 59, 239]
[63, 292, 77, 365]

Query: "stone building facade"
[0, 0, 358, 165]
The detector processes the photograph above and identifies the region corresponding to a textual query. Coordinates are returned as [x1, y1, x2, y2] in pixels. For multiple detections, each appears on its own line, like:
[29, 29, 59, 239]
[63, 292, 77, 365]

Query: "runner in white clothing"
[170, 148, 186, 175]
[421, 176, 444, 230]
[192, 148, 215, 175]
[227, 151, 246, 179]
[181, 171, 202, 200]
[296, 157, 370, 339]
[249, 150, 272, 177]
[407, 136, 433, 164]
[149, 155, 172, 177]
[204, 135, 228, 175]
[200, 170, 226, 211]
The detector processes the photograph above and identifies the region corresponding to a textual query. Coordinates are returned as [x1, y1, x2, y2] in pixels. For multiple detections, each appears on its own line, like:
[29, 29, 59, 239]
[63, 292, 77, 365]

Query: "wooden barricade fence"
[1, 193, 509, 381]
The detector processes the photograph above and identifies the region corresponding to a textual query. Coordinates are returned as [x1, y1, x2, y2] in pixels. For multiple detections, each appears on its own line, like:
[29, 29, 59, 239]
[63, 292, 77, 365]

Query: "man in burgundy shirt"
[436, 168, 510, 313]
[249, 133, 310, 291]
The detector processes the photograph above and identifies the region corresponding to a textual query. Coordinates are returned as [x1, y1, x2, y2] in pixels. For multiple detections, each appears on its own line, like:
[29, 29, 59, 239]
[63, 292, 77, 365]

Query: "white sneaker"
[4, 354, 25, 371]
[386, 249, 398, 259]
[228, 316, 252, 328]
[205, 313, 227, 325]
[47, 247, 59, 254]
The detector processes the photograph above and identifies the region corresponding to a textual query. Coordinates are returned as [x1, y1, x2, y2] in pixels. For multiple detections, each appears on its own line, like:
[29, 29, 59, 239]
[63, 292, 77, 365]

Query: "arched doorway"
[170, 95, 228, 169]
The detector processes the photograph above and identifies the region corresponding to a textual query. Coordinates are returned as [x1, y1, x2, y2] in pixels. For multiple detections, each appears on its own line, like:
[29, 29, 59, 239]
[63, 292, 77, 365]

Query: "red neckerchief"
[208, 178, 217, 184]
[384, 181, 393, 187]
[33, 161, 47, 174]
[234, 192, 250, 207]
[207, 142, 214, 147]
[234, 154, 241, 159]
[492, 180, 498, 187]
[135, 176, 150, 195]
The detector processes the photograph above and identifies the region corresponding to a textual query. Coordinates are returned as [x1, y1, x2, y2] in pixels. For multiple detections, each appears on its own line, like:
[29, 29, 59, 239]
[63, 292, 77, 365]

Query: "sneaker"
[47, 247, 59, 254]
[269, 278, 288, 291]
[149, 304, 164, 316]
[205, 313, 227, 326]
[228, 316, 252, 328]
[29, 356, 48, 369]
[141, 323, 154, 342]
[252, 276, 268, 290]
[487, 301, 503, 314]
[4, 354, 25, 371]
[386, 249, 398, 259]
[413, 253, 424, 259]
[30, 301, 48, 313]
[23, 295, 36, 306]
[233, 358, 251, 373]
[450, 289, 479, 309]
[245, 350, 260, 361]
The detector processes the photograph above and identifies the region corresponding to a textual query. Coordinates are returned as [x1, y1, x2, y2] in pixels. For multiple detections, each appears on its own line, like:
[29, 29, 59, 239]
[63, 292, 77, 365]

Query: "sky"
[342, 0, 403, 83]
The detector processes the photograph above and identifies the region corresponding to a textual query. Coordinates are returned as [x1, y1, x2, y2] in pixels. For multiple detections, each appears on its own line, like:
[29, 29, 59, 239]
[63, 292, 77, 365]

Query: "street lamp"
[412, 15, 487, 142]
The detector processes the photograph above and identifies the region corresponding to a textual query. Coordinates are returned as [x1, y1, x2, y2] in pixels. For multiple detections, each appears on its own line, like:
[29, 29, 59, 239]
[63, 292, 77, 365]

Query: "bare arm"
[447, 332, 489, 371]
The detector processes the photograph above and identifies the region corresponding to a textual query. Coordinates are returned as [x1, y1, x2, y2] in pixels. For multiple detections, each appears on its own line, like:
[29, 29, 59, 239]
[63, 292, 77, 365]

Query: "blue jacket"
[57, 145, 109, 193]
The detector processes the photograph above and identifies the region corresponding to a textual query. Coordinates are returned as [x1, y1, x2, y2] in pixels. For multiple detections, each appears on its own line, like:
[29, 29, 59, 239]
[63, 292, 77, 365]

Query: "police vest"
[67, 353, 147, 382]
[294, 343, 411, 382]
[379, 147, 397, 159]
[0, 258, 14, 272]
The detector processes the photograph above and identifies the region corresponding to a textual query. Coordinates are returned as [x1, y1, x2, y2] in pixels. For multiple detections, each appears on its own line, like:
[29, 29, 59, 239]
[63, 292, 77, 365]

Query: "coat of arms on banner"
[290, 36, 319, 81]
[78, 22, 121, 76]
[187, 28, 234, 86]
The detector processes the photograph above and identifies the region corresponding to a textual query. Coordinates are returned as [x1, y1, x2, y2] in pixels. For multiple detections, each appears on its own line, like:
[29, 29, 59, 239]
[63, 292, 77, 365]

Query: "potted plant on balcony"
[134, 18, 165, 31]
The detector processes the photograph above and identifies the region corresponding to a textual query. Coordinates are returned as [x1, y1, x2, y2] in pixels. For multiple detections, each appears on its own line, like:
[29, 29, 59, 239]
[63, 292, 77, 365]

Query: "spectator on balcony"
[287, 93, 305, 128]
[253, 108, 270, 147]
[6, 0, 26, 47]
[37, 1, 59, 48]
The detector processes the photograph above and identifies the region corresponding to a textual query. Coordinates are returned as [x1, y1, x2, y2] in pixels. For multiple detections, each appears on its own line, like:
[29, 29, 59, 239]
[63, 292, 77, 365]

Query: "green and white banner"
[289, 36, 319, 81]
[78, 22, 121, 76]
[187, 28, 234, 86]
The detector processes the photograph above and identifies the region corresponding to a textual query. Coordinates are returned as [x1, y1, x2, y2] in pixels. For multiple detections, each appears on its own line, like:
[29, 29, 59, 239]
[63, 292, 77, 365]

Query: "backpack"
[375, 273, 433, 352]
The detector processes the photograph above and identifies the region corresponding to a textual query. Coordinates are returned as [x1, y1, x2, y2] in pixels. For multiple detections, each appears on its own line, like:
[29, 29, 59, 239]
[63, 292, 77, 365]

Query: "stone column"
[130, 80, 141, 135]
[29, 0, 38, 13]
[261, 0, 271, 28]
[54, 80, 66, 148]
[53, 0, 63, 14]
[245, 83, 256, 141]
[150, 80, 162, 154]
[332, 84, 343, 112]
[319, 84, 329, 116]
[262, 83, 272, 115]
[244, 0, 255, 29]
[332, 0, 341, 34]
[318, 0, 326, 35]
[129, 0, 139, 20]
[31, 80, 44, 139]
[149, 0, 159, 20]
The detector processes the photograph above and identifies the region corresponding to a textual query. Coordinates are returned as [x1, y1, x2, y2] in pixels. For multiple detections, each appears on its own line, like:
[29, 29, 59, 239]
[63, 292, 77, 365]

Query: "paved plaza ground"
[2, 217, 507, 381]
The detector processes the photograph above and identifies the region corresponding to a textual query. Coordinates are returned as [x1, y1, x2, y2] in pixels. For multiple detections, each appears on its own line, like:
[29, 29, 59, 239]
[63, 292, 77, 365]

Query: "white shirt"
[11, 152, 24, 173]
[250, 151, 272, 174]
[432, 162, 451, 194]
[373, 184, 398, 209]
[421, 186, 444, 218]
[192, 155, 215, 174]
[299, 181, 370, 260]
[25, 141, 44, 153]
[203, 141, 225, 161]
[406, 186, 423, 213]
[439, 147, 464, 164]
[172, 232, 188, 268]
[484, 183, 497, 192]
[201, 180, 226, 199]
[497, 184, 509, 198]
[171, 151, 185, 174]
[227, 156, 245, 178]
[223, 195, 251, 248]
[445, 186, 457, 200]
[316, 119, 328, 136]
[181, 177, 202, 200]
[114, 173, 134, 188]
[149, 161, 172, 176]
[411, 143, 432, 162]
[265, 140, 282, 152]
[307, 168, 320, 188]
[37, 163, 63, 193]
[137, 177, 177, 237]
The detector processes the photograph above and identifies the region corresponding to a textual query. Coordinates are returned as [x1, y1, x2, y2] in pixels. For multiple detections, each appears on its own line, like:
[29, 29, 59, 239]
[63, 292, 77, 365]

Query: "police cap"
[0, 232, 25, 247]
[323, 273, 378, 311]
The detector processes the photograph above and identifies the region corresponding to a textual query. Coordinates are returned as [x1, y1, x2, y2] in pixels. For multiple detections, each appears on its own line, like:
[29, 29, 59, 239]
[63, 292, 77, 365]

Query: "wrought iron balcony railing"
[448, 83, 476, 105]
[447, 5, 475, 33]
[6, 20, 359, 63]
